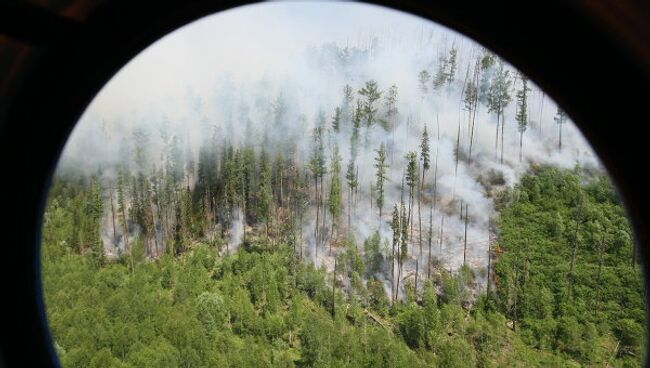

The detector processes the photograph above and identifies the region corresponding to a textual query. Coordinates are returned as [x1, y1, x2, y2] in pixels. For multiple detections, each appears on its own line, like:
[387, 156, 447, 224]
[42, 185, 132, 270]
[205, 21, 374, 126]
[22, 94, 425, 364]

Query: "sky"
[84, 1, 452, 120]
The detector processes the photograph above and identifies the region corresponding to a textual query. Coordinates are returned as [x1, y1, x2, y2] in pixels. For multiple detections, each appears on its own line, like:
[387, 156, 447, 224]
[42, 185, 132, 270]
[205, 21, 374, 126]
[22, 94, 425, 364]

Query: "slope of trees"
[494, 166, 645, 366]
[42, 166, 645, 367]
[43, 26, 645, 367]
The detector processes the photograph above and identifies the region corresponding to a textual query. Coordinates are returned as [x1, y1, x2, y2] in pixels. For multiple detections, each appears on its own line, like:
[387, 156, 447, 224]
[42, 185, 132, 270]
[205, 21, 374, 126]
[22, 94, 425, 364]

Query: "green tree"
[447, 46, 457, 85]
[308, 125, 327, 250]
[374, 142, 389, 221]
[358, 80, 382, 128]
[328, 145, 343, 253]
[554, 107, 568, 152]
[257, 150, 273, 236]
[486, 61, 513, 163]
[345, 158, 358, 231]
[515, 74, 531, 162]
[383, 84, 398, 131]
[331, 106, 342, 132]
[404, 152, 419, 238]
[418, 126, 430, 254]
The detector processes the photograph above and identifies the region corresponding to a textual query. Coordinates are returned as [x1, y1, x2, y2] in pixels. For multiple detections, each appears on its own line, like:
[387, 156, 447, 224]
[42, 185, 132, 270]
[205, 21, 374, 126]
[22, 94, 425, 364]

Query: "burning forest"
[42, 3, 645, 367]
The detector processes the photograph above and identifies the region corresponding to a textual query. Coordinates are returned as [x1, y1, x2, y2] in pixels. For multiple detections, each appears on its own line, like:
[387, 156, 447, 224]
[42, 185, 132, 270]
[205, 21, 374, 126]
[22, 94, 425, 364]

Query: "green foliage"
[374, 143, 389, 216]
[43, 166, 646, 367]
[486, 61, 512, 117]
[515, 75, 530, 134]
[358, 80, 382, 127]
[328, 145, 343, 223]
[495, 167, 646, 366]
[363, 232, 383, 278]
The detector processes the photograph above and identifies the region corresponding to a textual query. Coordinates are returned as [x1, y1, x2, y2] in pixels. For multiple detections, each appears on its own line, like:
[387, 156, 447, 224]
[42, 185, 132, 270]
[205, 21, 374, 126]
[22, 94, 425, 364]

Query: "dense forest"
[42, 4, 645, 367]
[42, 167, 645, 367]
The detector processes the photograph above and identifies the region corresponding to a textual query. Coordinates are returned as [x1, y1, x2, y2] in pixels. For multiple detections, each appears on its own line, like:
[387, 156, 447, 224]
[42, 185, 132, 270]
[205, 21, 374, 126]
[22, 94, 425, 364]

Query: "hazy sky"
[88, 1, 453, 119]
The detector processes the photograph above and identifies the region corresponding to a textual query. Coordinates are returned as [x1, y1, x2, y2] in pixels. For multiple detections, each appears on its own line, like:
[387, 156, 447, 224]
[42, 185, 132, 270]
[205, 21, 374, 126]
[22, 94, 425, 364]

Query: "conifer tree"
[446, 46, 457, 85]
[358, 80, 382, 128]
[417, 70, 431, 97]
[464, 60, 480, 163]
[405, 152, 419, 238]
[168, 135, 184, 186]
[418, 126, 430, 254]
[487, 62, 513, 163]
[328, 145, 342, 253]
[258, 150, 273, 237]
[331, 107, 342, 132]
[383, 84, 398, 131]
[342, 84, 354, 123]
[374, 143, 389, 222]
[351, 99, 363, 159]
[391, 204, 400, 303]
[116, 168, 130, 255]
[515, 75, 531, 162]
[273, 150, 286, 208]
[396, 199, 409, 302]
[345, 158, 358, 231]
[433, 54, 449, 90]
[87, 176, 105, 264]
[554, 107, 568, 152]
[308, 126, 327, 248]
[479, 51, 496, 101]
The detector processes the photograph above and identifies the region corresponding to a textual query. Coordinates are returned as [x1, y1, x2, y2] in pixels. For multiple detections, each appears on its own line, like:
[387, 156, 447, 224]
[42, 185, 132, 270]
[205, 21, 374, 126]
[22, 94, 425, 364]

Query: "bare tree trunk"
[463, 204, 469, 266]
[347, 187, 352, 232]
[396, 234, 404, 304]
[538, 92, 545, 137]
[495, 112, 500, 161]
[330, 220, 335, 256]
[468, 103, 478, 164]
[500, 111, 505, 164]
[110, 190, 118, 248]
[121, 206, 129, 257]
[468, 62, 480, 164]
[408, 188, 413, 240]
[396, 255, 402, 304]
[439, 216, 445, 253]
[150, 201, 159, 257]
[320, 175, 325, 249]
[558, 122, 563, 152]
[355, 167, 359, 209]
[418, 178, 423, 255]
[428, 199, 433, 280]
[314, 176, 319, 254]
[279, 171, 284, 208]
[419, 137, 428, 257]
[460, 200, 464, 221]
[455, 119, 461, 175]
[519, 131, 524, 162]
[392, 239, 396, 304]
[414, 259, 419, 301]
[487, 219, 492, 295]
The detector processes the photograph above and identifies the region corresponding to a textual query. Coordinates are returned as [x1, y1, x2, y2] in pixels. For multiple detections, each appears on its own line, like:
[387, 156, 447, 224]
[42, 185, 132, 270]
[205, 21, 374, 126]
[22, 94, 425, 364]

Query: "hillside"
[42, 167, 645, 367]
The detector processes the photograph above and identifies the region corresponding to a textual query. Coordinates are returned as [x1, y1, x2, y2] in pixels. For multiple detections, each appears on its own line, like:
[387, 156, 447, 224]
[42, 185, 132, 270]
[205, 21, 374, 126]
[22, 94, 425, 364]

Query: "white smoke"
[55, 2, 603, 300]
[228, 207, 244, 254]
